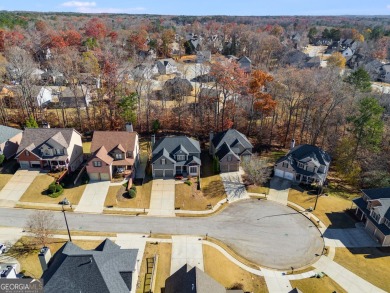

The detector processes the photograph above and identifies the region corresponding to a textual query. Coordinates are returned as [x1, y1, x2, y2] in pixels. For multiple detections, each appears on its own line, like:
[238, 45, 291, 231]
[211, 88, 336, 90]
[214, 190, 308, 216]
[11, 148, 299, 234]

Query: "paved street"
[171, 236, 204, 274]
[268, 177, 291, 205]
[0, 199, 323, 270]
[75, 180, 110, 213]
[220, 171, 249, 202]
[148, 179, 175, 216]
[0, 170, 40, 207]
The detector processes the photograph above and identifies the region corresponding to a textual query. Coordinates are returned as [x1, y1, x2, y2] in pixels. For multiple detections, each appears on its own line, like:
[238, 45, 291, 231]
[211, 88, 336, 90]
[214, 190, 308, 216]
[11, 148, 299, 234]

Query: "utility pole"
[62, 198, 72, 242]
[313, 182, 323, 210]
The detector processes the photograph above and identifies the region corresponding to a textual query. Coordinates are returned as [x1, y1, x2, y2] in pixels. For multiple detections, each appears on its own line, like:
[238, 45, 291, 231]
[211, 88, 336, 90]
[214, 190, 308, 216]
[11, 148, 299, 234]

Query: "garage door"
[30, 161, 41, 168]
[19, 161, 30, 169]
[164, 169, 174, 178]
[89, 173, 100, 181]
[274, 169, 284, 178]
[284, 172, 294, 180]
[100, 173, 110, 181]
[154, 170, 164, 178]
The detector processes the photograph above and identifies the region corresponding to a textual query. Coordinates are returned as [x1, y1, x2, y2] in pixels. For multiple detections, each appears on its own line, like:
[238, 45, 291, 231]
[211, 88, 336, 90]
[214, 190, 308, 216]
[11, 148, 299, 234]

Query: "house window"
[298, 162, 304, 168]
[189, 166, 197, 174]
[55, 149, 64, 155]
[371, 211, 381, 223]
[25, 151, 29, 156]
[161, 159, 166, 165]
[177, 155, 185, 161]
[282, 162, 288, 168]
[93, 161, 102, 167]
[115, 153, 123, 160]
[385, 218, 390, 228]
[227, 155, 232, 162]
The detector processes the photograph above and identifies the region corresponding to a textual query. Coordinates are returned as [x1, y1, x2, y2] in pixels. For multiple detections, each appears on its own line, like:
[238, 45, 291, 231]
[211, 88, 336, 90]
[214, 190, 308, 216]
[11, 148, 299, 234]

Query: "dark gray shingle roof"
[43, 239, 138, 293]
[0, 125, 22, 144]
[212, 129, 253, 151]
[153, 136, 200, 155]
[216, 142, 239, 161]
[362, 187, 390, 200]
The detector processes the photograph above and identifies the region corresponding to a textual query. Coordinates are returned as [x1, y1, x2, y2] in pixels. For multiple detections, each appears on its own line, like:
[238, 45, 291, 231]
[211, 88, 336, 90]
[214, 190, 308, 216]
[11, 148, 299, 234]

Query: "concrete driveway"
[322, 227, 379, 248]
[74, 180, 110, 213]
[171, 236, 204, 274]
[220, 171, 249, 202]
[0, 170, 40, 207]
[268, 177, 291, 205]
[148, 179, 175, 217]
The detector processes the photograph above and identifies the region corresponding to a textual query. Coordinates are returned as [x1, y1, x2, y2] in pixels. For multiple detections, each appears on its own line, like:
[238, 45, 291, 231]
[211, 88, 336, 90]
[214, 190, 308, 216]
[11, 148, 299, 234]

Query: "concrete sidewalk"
[75, 180, 110, 213]
[0, 170, 40, 207]
[148, 179, 175, 217]
[261, 267, 292, 293]
[268, 177, 291, 205]
[171, 236, 204, 274]
[313, 255, 386, 293]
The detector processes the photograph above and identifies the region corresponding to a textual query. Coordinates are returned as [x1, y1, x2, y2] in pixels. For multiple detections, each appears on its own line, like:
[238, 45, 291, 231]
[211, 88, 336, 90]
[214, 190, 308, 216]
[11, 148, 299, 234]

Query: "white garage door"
[100, 173, 110, 181]
[19, 161, 30, 169]
[284, 172, 294, 180]
[274, 169, 284, 178]
[89, 173, 100, 181]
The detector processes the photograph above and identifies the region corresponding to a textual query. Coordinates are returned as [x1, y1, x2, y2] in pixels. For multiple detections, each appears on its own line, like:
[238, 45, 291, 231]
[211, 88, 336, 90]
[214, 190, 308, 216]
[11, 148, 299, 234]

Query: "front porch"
[41, 159, 69, 172]
[175, 164, 199, 177]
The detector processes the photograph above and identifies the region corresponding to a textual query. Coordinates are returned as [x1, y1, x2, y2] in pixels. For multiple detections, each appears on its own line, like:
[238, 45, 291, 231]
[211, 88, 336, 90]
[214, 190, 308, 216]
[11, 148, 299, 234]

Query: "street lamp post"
[62, 198, 72, 242]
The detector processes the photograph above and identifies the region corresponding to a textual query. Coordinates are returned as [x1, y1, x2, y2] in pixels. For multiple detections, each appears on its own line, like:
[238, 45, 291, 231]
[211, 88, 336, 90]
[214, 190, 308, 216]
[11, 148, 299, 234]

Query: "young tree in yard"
[327, 52, 346, 69]
[242, 155, 271, 186]
[348, 97, 384, 156]
[346, 67, 372, 93]
[118, 93, 138, 125]
[25, 211, 59, 247]
[334, 137, 362, 186]
[25, 114, 38, 128]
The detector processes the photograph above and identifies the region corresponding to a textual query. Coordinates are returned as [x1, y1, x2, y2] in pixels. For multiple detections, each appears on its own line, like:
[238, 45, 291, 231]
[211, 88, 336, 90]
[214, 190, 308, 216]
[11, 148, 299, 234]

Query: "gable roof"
[152, 136, 200, 155]
[93, 146, 114, 165]
[216, 142, 240, 161]
[212, 129, 253, 151]
[151, 148, 176, 164]
[362, 187, 390, 200]
[16, 128, 78, 158]
[90, 131, 137, 154]
[0, 125, 22, 144]
[42, 239, 138, 293]
[286, 144, 331, 166]
[165, 264, 227, 293]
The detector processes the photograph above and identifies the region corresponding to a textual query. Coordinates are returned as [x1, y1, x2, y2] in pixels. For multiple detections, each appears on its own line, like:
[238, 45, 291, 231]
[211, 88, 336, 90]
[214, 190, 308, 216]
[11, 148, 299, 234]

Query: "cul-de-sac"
[0, 6, 390, 293]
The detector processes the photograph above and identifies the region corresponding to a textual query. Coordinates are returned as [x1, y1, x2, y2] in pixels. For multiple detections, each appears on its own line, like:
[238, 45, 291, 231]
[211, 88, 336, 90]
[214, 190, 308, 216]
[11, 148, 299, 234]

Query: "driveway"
[148, 179, 175, 217]
[268, 177, 291, 205]
[171, 236, 204, 274]
[0, 199, 323, 270]
[74, 180, 110, 213]
[0, 170, 40, 207]
[322, 227, 379, 248]
[220, 171, 249, 202]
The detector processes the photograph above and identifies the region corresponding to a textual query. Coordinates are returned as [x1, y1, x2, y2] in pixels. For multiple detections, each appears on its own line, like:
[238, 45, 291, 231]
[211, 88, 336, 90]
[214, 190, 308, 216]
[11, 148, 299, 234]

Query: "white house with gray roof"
[353, 187, 390, 246]
[151, 135, 201, 178]
[209, 129, 253, 173]
[274, 143, 331, 184]
[0, 125, 23, 160]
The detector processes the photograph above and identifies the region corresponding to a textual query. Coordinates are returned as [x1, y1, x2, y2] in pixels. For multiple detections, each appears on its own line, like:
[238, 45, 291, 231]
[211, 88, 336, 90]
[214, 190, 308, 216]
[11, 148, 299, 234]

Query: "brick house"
[16, 127, 83, 172]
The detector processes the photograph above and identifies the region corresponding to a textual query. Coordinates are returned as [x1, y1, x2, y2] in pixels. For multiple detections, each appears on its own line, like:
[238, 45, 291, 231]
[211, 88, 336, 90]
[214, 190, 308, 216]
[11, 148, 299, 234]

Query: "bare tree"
[242, 155, 271, 186]
[25, 211, 59, 247]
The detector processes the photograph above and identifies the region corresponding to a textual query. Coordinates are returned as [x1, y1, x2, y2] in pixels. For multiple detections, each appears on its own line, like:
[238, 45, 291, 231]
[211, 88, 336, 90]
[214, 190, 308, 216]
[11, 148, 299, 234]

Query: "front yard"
[174, 153, 227, 211]
[203, 244, 268, 292]
[333, 247, 390, 292]
[104, 177, 152, 209]
[0, 174, 12, 191]
[290, 276, 346, 293]
[288, 186, 357, 228]
[19, 174, 86, 205]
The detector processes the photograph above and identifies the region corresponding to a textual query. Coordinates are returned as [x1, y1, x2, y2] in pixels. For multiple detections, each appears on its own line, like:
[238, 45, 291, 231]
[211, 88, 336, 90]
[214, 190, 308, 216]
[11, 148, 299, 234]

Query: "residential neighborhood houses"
[0, 11, 390, 293]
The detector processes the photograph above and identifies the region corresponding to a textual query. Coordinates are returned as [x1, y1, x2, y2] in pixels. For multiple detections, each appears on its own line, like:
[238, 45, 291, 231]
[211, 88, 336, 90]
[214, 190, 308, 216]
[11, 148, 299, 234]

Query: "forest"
[0, 12, 389, 190]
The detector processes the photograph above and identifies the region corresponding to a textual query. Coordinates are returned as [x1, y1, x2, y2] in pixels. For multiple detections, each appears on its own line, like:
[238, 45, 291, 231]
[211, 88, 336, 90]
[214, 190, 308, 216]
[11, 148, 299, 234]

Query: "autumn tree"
[85, 18, 107, 40]
[160, 28, 175, 57]
[327, 52, 346, 69]
[62, 30, 82, 46]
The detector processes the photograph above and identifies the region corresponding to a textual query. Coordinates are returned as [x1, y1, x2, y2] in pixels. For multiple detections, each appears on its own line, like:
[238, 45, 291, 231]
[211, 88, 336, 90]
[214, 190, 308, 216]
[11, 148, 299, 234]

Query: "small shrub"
[47, 182, 64, 198]
[128, 189, 137, 198]
[0, 154, 5, 166]
[185, 180, 192, 186]
[130, 186, 137, 192]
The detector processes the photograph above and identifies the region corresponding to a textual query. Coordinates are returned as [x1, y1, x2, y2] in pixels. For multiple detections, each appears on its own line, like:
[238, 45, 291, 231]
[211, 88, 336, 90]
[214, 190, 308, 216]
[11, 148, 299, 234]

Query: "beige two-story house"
[87, 130, 139, 181]
[354, 187, 390, 246]
[274, 143, 331, 184]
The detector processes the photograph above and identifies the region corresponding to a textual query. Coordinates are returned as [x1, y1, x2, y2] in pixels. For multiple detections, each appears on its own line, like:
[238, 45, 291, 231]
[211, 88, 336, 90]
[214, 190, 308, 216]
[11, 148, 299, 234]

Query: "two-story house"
[353, 187, 390, 246]
[16, 127, 83, 172]
[274, 143, 331, 184]
[151, 135, 201, 178]
[209, 129, 253, 173]
[0, 125, 23, 160]
[155, 59, 178, 75]
[87, 129, 139, 181]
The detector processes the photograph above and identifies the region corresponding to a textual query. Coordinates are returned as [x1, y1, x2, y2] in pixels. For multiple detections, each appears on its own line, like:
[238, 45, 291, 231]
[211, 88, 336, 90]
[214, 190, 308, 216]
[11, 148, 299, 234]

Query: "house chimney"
[125, 122, 133, 132]
[151, 134, 155, 147]
[42, 122, 50, 129]
[209, 131, 214, 155]
[38, 247, 51, 272]
[290, 139, 295, 150]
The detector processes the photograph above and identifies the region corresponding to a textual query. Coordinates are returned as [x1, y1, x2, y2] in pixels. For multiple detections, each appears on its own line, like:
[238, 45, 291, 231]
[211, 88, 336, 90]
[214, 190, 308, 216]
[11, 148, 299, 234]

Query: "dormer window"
[298, 162, 305, 168]
[115, 153, 123, 160]
[177, 155, 185, 161]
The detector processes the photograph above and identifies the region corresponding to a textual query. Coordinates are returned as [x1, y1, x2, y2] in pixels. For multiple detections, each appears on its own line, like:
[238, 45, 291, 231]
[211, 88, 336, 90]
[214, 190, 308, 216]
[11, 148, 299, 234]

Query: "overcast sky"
[1, 0, 389, 15]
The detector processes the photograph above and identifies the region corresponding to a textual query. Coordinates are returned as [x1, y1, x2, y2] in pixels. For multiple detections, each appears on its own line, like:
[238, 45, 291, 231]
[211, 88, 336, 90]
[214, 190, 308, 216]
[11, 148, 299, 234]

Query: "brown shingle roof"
[94, 146, 114, 164]
[90, 131, 137, 154]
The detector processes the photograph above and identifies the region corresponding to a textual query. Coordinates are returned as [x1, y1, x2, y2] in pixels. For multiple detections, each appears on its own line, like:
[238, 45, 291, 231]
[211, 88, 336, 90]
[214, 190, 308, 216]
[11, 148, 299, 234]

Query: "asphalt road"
[0, 199, 323, 270]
